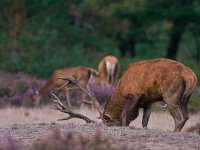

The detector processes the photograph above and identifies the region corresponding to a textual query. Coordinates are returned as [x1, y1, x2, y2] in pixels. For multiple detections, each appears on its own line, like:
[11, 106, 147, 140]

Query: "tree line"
[0, 0, 200, 77]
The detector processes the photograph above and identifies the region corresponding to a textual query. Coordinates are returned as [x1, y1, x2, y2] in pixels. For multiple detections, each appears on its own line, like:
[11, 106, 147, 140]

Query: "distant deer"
[32, 66, 98, 106]
[98, 55, 120, 86]
[52, 58, 197, 132]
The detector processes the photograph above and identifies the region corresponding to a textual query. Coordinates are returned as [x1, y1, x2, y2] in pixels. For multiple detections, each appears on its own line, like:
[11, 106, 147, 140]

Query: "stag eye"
[103, 115, 111, 121]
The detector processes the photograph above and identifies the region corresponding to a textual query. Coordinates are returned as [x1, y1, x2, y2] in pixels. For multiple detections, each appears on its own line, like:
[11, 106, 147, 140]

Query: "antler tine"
[58, 76, 104, 118]
[53, 104, 78, 121]
[55, 76, 79, 91]
[58, 76, 79, 85]
[51, 93, 95, 124]
[76, 100, 102, 120]
[51, 93, 66, 110]
[77, 100, 94, 105]
[55, 80, 69, 90]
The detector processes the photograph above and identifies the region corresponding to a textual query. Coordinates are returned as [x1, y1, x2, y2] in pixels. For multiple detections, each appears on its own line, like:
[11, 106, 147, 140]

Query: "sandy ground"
[0, 105, 199, 131]
[0, 106, 200, 149]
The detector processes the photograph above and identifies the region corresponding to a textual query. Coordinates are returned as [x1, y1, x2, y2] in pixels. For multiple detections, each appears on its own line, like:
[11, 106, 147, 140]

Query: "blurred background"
[0, 0, 200, 108]
[0, 0, 200, 78]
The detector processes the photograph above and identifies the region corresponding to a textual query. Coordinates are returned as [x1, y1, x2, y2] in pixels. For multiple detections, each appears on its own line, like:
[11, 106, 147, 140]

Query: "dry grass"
[0, 106, 99, 127]
[0, 105, 199, 132]
[0, 106, 200, 150]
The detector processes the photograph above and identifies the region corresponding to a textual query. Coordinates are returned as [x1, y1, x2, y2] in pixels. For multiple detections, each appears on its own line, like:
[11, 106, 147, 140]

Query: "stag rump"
[53, 58, 197, 132]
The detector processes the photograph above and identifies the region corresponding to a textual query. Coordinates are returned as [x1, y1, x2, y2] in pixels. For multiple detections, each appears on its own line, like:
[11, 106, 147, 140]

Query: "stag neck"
[103, 87, 126, 118]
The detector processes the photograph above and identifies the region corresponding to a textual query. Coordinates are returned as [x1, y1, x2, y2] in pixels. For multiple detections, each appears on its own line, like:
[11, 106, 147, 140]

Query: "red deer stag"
[52, 58, 197, 132]
[98, 55, 120, 86]
[32, 66, 98, 106]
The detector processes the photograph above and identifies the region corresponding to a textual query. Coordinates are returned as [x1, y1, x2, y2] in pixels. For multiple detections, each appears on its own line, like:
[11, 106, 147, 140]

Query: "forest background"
[0, 0, 200, 79]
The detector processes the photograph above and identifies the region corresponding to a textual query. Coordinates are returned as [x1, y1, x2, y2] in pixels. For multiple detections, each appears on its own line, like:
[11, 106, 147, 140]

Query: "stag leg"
[121, 98, 132, 127]
[180, 101, 189, 126]
[167, 103, 187, 132]
[142, 105, 152, 129]
[121, 105, 128, 126]
[127, 107, 139, 127]
[120, 94, 140, 126]
[179, 94, 192, 124]
[164, 90, 191, 132]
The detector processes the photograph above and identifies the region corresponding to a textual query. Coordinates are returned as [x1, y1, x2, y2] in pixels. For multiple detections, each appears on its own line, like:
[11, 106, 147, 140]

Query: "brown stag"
[32, 66, 98, 106]
[52, 58, 197, 132]
[98, 55, 120, 86]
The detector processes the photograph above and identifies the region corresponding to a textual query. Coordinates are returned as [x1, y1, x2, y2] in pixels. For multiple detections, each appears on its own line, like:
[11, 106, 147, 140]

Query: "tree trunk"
[166, 20, 186, 60]
[166, 0, 193, 60]
[192, 29, 200, 64]
[73, 6, 84, 28]
[119, 37, 136, 58]
[9, 0, 23, 52]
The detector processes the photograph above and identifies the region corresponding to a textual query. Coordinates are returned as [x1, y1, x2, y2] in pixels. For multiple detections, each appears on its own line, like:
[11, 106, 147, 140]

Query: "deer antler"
[52, 93, 95, 123]
[55, 80, 70, 90]
[58, 76, 104, 119]
[77, 100, 94, 105]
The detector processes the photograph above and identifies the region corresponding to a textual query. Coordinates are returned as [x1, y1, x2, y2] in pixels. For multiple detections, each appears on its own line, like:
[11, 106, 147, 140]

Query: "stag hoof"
[129, 126, 135, 130]
[143, 127, 148, 130]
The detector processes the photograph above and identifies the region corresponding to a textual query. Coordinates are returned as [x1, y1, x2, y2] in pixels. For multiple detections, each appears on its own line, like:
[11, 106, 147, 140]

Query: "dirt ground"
[0, 106, 200, 149]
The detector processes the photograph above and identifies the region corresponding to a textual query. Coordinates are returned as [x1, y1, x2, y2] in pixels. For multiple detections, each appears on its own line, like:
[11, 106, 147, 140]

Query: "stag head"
[52, 76, 126, 126]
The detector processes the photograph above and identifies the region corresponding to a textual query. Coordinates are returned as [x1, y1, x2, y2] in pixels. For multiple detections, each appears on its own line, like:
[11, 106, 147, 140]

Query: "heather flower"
[0, 71, 117, 107]
[0, 72, 45, 107]
[89, 83, 116, 107]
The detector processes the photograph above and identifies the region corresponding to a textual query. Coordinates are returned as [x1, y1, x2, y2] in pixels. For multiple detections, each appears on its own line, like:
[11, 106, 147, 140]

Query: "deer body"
[103, 58, 197, 131]
[53, 58, 197, 132]
[32, 66, 98, 105]
[98, 55, 120, 86]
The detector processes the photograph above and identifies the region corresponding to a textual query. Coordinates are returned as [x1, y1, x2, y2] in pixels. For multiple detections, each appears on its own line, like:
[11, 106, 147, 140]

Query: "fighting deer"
[32, 66, 98, 106]
[52, 58, 197, 132]
[98, 55, 120, 86]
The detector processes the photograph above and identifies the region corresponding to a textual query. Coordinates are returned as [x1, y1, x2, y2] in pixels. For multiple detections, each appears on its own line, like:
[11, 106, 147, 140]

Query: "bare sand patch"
[0, 106, 199, 132]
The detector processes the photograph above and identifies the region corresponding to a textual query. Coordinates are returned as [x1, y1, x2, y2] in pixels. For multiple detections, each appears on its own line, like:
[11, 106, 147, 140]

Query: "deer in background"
[32, 66, 98, 106]
[52, 58, 197, 132]
[97, 55, 120, 86]
[82, 55, 120, 107]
